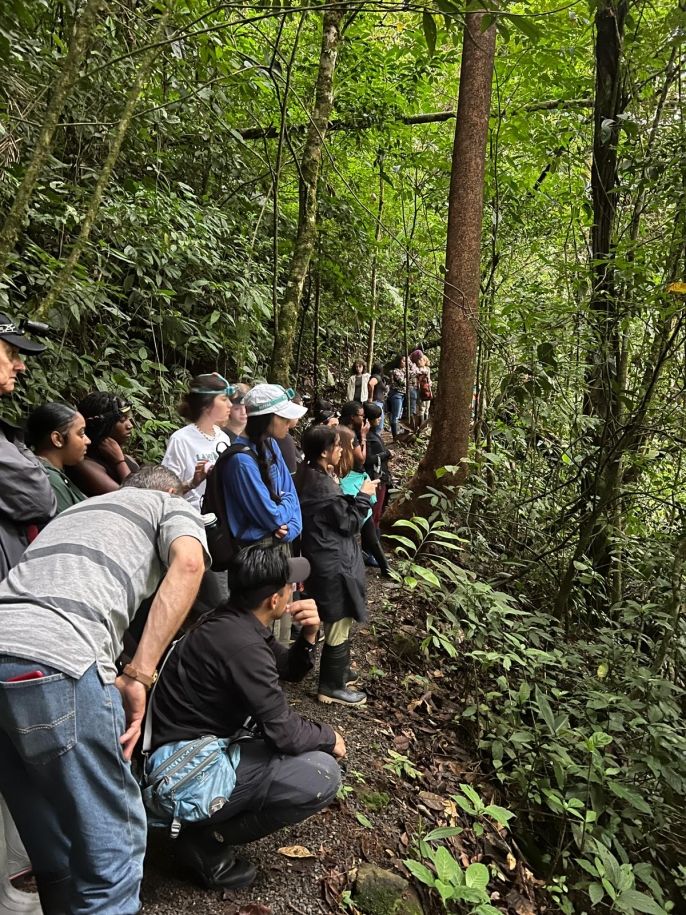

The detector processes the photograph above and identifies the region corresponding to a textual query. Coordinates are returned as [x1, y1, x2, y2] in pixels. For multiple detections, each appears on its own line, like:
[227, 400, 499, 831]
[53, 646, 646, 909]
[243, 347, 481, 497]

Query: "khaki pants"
[323, 618, 353, 647]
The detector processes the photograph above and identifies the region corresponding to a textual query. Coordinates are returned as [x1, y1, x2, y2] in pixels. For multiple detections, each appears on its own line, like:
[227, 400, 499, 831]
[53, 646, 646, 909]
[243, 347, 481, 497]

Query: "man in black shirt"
[151, 546, 345, 890]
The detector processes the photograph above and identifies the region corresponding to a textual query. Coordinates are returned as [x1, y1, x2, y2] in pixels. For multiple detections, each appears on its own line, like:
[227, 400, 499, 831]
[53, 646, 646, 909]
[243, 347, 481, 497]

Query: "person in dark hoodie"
[0, 312, 56, 581]
[149, 546, 344, 890]
[294, 424, 377, 706]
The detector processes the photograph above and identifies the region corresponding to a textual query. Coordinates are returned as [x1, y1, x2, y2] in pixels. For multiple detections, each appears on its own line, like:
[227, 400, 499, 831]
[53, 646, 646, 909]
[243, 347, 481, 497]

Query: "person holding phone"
[295, 424, 376, 706]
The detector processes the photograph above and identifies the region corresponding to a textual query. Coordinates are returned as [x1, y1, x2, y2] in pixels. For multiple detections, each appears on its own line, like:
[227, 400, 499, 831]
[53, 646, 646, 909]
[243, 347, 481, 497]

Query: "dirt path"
[141, 576, 443, 914]
[141, 568, 536, 915]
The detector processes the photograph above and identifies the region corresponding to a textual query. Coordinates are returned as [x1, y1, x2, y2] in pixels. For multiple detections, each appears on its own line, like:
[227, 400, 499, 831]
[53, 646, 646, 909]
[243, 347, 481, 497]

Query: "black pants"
[186, 740, 341, 846]
[361, 517, 388, 573]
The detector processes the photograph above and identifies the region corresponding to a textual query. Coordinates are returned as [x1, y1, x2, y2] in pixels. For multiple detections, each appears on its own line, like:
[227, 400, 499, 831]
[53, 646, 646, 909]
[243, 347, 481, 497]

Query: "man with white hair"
[0, 466, 209, 914]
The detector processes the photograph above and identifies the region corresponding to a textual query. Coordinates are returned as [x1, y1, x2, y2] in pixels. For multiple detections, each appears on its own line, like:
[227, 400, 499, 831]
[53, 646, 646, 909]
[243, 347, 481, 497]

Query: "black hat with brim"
[0, 313, 46, 354]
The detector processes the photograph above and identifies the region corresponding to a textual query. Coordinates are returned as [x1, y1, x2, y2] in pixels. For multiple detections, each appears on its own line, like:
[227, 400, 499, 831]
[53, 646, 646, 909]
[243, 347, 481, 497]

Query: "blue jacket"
[222, 436, 302, 543]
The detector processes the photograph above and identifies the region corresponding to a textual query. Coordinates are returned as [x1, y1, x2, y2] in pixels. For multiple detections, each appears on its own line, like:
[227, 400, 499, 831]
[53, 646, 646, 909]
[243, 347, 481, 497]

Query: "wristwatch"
[122, 663, 158, 690]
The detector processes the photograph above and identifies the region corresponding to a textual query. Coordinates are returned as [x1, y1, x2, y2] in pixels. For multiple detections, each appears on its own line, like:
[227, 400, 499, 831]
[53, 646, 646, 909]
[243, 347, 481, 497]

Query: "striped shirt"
[0, 489, 209, 682]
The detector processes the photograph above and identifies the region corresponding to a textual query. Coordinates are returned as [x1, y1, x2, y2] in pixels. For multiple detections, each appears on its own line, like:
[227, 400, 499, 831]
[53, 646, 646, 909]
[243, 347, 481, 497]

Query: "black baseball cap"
[0, 313, 46, 354]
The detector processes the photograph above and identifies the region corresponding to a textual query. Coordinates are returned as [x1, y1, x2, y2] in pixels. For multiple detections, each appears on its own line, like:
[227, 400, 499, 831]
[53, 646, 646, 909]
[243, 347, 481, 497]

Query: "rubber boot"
[345, 667, 360, 686]
[175, 829, 256, 890]
[318, 642, 367, 706]
[35, 873, 70, 915]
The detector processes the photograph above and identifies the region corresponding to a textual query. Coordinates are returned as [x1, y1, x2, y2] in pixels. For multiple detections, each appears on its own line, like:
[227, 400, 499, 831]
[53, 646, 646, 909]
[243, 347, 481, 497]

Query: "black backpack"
[201, 443, 256, 571]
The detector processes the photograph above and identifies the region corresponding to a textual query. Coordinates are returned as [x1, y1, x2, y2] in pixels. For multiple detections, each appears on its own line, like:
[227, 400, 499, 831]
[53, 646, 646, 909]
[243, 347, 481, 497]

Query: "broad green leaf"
[535, 687, 556, 734]
[403, 859, 435, 887]
[465, 862, 490, 890]
[589, 882, 605, 905]
[425, 826, 464, 841]
[484, 804, 515, 826]
[616, 890, 668, 914]
[355, 812, 373, 829]
[434, 846, 463, 885]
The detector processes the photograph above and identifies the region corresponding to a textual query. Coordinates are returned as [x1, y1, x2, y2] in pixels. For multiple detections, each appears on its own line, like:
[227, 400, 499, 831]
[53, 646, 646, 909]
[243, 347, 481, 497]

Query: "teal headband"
[189, 374, 236, 397]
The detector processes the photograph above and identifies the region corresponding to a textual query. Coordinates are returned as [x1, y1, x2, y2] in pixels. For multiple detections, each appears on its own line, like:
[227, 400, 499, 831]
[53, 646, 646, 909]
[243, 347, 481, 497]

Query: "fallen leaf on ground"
[277, 845, 316, 859]
[418, 790, 445, 811]
[236, 904, 271, 915]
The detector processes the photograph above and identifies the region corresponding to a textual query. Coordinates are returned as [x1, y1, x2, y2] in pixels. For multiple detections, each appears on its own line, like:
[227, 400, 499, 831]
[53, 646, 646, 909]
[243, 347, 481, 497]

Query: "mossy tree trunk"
[269, 5, 344, 385]
[35, 10, 169, 317]
[0, 0, 105, 274]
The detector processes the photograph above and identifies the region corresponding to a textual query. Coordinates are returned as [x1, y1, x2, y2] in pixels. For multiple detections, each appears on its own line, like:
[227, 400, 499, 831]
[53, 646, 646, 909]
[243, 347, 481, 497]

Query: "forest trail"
[141, 576, 539, 915]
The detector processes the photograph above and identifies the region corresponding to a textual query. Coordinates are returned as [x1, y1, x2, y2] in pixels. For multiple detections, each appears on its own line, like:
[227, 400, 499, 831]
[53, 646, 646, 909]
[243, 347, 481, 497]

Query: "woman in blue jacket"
[221, 384, 306, 547]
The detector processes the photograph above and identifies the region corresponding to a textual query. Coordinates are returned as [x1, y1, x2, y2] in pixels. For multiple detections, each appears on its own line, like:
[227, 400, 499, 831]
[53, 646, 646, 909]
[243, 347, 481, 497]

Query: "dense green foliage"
[2, 0, 686, 912]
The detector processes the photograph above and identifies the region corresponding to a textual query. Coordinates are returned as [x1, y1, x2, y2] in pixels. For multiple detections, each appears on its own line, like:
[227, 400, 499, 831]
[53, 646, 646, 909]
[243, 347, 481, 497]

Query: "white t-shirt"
[162, 424, 231, 512]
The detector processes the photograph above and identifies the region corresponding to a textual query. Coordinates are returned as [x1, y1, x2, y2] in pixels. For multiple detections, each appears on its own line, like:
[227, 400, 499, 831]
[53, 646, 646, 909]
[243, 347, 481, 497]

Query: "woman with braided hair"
[67, 391, 140, 496]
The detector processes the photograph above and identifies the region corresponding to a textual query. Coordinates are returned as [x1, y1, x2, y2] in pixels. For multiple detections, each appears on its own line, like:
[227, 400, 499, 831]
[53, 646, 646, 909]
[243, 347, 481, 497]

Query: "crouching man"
[149, 546, 345, 890]
[0, 466, 208, 914]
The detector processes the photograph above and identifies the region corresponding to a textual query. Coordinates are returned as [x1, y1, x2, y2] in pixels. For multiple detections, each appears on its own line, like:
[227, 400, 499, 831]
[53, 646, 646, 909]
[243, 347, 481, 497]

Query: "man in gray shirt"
[0, 466, 209, 914]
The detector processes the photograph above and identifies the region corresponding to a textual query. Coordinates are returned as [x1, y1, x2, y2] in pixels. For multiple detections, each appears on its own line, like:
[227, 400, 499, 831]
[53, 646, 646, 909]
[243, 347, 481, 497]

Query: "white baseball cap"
[244, 384, 307, 420]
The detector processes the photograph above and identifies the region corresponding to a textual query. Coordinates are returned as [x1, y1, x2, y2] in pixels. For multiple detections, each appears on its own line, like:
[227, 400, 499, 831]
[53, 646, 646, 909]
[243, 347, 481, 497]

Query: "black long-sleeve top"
[150, 605, 336, 755]
[364, 428, 391, 481]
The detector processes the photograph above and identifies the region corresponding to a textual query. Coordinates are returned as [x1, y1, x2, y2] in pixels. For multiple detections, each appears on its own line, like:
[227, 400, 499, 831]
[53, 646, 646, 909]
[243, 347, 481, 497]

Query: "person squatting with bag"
[0, 466, 208, 914]
[295, 424, 377, 706]
[143, 546, 343, 890]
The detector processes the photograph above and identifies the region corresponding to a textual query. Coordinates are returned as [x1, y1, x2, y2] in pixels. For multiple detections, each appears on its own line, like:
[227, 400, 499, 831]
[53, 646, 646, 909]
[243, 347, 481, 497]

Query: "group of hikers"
[0, 311, 433, 914]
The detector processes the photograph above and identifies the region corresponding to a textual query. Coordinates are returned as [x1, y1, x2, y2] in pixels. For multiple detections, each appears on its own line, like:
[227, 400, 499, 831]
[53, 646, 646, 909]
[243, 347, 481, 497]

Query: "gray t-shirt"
[0, 488, 210, 682]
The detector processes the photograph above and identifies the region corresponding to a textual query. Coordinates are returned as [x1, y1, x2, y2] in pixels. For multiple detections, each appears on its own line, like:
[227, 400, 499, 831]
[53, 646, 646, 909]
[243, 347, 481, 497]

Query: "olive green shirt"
[39, 459, 88, 514]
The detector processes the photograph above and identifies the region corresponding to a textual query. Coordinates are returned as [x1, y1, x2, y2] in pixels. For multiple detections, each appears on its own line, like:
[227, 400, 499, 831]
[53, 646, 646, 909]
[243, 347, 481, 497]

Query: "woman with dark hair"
[346, 361, 371, 403]
[162, 373, 234, 512]
[295, 425, 376, 706]
[387, 355, 407, 442]
[310, 398, 339, 428]
[366, 362, 388, 433]
[339, 401, 369, 471]
[221, 384, 306, 547]
[67, 391, 140, 496]
[26, 403, 90, 513]
[338, 426, 390, 578]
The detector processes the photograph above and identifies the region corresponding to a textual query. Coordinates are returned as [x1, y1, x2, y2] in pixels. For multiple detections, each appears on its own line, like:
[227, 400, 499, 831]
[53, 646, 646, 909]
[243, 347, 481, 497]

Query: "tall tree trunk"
[366, 155, 384, 369]
[0, 0, 105, 273]
[269, 5, 344, 384]
[36, 10, 168, 317]
[384, 12, 496, 521]
[555, 0, 627, 621]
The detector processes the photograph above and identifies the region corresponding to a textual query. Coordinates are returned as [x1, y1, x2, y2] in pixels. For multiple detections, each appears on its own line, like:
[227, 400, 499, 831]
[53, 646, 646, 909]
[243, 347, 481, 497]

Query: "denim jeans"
[0, 658, 146, 914]
[373, 400, 385, 434]
[409, 385, 418, 416]
[388, 391, 404, 438]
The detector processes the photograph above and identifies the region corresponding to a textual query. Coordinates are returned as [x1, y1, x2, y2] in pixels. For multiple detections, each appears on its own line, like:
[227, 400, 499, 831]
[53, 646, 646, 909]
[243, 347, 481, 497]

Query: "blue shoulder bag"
[140, 633, 248, 838]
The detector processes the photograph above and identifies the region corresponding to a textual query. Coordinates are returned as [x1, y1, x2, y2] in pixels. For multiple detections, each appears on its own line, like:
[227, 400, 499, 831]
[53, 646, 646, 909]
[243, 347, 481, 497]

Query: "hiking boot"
[176, 832, 257, 890]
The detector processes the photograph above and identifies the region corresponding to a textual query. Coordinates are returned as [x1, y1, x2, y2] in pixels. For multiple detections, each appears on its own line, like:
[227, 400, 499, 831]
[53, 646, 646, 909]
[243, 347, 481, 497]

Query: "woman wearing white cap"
[220, 384, 307, 547]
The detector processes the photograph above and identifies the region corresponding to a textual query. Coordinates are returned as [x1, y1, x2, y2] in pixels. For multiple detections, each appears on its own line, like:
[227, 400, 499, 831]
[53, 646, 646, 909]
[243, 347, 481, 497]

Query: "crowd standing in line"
[0, 307, 433, 912]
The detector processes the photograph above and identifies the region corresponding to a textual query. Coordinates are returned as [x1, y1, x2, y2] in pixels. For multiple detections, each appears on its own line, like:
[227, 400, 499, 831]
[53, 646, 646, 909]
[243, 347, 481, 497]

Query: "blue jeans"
[388, 391, 404, 438]
[373, 400, 385, 434]
[0, 658, 146, 914]
[409, 386, 418, 416]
